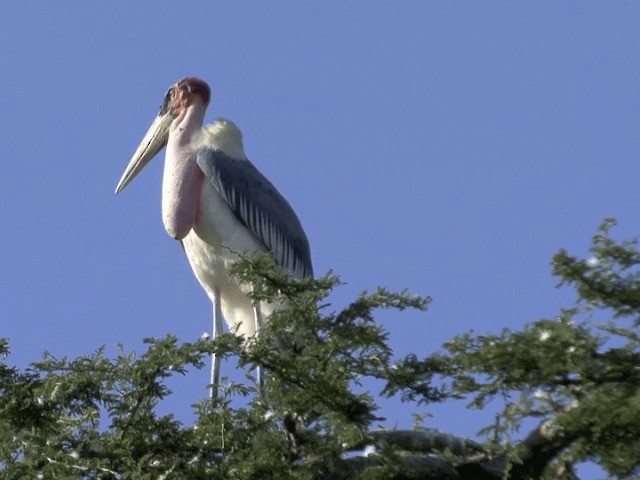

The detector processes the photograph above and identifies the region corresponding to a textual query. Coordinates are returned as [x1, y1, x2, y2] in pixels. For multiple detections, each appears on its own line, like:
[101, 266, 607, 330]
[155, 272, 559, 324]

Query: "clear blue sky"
[1, 3, 638, 477]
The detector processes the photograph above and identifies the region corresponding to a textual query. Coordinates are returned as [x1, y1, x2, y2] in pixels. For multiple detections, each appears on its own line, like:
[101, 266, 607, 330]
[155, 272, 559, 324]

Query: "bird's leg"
[253, 303, 265, 390]
[210, 287, 223, 399]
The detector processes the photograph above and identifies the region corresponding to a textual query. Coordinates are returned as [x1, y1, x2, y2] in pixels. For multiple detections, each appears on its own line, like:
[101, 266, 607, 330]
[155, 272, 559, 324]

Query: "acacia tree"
[1, 219, 639, 479]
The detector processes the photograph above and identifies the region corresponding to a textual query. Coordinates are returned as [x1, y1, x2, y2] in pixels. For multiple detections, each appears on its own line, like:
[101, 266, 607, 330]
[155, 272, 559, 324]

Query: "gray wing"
[197, 149, 313, 279]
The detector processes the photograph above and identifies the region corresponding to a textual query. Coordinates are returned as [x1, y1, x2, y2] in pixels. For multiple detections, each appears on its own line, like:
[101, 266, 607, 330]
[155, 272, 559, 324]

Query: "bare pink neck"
[161, 101, 206, 239]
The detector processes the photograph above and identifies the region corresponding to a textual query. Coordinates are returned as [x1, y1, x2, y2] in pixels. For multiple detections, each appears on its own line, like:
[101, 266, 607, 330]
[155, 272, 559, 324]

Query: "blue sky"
[1, 2, 638, 476]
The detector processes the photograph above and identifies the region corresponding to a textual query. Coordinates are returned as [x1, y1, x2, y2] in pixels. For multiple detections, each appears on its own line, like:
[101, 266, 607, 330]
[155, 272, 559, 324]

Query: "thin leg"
[210, 287, 223, 399]
[253, 303, 265, 390]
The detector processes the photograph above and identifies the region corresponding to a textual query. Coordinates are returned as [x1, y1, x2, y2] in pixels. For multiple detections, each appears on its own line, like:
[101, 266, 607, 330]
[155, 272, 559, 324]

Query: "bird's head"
[115, 77, 211, 193]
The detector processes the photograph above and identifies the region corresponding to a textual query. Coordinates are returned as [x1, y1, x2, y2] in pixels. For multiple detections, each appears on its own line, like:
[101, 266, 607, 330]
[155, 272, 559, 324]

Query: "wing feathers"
[197, 149, 313, 279]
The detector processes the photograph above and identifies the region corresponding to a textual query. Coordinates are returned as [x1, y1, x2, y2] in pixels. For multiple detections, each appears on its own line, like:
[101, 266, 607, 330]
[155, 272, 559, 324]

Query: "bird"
[115, 77, 313, 397]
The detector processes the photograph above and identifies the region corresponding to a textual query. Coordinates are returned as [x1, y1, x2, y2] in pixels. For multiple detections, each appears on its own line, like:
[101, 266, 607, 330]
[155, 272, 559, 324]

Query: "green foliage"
[1, 220, 639, 479]
[0, 259, 433, 479]
[425, 220, 640, 478]
[554, 218, 640, 324]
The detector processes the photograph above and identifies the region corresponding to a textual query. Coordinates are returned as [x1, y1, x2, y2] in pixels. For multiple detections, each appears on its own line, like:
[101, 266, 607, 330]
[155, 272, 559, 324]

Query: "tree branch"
[347, 428, 487, 457]
[340, 428, 503, 479]
[340, 454, 457, 480]
[509, 414, 583, 479]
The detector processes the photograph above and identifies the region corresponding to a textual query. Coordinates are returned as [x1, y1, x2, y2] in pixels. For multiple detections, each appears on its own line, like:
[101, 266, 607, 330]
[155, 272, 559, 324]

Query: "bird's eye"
[159, 88, 173, 113]
[163, 88, 172, 104]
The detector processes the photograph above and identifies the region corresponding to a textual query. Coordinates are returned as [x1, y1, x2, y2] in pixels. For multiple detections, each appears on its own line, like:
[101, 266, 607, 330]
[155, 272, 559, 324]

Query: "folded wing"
[197, 149, 313, 279]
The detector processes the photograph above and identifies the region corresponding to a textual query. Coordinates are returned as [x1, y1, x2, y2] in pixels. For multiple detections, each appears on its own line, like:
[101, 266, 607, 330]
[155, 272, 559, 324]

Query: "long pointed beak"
[115, 111, 173, 193]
